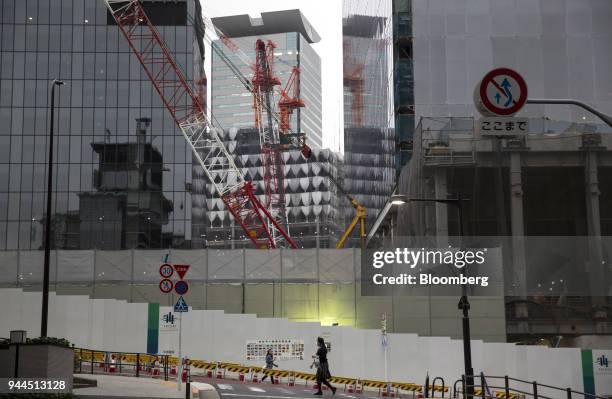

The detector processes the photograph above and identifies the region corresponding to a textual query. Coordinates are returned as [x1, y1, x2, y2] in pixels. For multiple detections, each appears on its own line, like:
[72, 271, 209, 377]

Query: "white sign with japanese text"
[479, 117, 528, 136]
[245, 339, 305, 361]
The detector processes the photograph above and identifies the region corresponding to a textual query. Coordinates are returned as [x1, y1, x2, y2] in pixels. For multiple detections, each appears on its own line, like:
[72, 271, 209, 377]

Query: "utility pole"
[41, 79, 65, 338]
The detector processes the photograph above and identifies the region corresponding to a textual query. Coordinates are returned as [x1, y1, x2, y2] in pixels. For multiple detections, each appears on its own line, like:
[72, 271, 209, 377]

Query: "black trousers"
[316, 363, 334, 391]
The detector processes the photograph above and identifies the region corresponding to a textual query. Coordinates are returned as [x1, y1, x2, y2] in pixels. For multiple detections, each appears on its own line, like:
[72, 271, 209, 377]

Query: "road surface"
[193, 377, 380, 399]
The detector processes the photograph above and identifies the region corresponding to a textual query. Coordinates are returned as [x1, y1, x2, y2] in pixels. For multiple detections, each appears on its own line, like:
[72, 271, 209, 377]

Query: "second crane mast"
[105, 0, 298, 249]
[191, 12, 309, 247]
[252, 39, 288, 237]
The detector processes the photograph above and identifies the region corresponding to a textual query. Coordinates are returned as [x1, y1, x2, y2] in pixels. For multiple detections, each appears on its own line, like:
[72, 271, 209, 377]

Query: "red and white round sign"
[159, 278, 174, 293]
[159, 263, 174, 278]
[478, 68, 528, 116]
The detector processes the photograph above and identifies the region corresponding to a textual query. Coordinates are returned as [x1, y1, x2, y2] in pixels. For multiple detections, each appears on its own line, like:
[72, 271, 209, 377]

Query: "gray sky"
[202, 0, 344, 152]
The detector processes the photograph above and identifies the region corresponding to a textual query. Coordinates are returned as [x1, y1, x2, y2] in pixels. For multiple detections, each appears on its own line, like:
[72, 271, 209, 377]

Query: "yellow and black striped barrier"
[76, 351, 106, 363]
[431, 384, 449, 393]
[363, 380, 388, 389]
[329, 377, 356, 385]
[190, 360, 216, 370]
[260, 369, 291, 378]
[472, 388, 519, 399]
[396, 383, 423, 392]
[494, 391, 519, 399]
[292, 372, 317, 381]
[223, 364, 251, 374]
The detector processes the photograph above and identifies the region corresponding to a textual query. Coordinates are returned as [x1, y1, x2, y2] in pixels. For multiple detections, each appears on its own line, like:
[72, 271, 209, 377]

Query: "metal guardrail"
[73, 348, 179, 381]
[456, 374, 607, 399]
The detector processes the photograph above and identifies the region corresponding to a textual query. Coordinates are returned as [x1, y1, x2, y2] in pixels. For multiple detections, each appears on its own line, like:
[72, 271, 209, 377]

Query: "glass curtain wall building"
[0, 0, 204, 250]
[342, 1, 395, 245]
[209, 11, 323, 148]
[192, 11, 330, 249]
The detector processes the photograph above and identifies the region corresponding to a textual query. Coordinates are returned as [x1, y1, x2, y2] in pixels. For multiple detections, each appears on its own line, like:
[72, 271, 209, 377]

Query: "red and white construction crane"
[104, 0, 298, 249]
[278, 66, 306, 136]
[196, 12, 311, 245]
[251, 39, 287, 233]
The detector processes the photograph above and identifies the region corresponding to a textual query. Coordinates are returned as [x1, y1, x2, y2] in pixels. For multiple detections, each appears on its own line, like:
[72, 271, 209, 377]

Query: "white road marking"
[275, 388, 295, 394]
[220, 394, 332, 399]
[248, 387, 267, 392]
[217, 384, 234, 390]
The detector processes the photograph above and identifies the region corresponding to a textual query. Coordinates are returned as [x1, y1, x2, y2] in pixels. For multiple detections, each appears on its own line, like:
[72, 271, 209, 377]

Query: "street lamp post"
[526, 99, 612, 128]
[390, 194, 474, 398]
[41, 79, 65, 338]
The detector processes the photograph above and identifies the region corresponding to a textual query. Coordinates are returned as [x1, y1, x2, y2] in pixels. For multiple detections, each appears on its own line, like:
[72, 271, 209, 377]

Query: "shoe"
[314, 392, 323, 395]
[332, 387, 337, 395]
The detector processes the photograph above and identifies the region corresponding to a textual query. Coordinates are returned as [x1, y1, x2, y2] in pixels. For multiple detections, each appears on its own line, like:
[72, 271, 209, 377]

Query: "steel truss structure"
[104, 0, 297, 249]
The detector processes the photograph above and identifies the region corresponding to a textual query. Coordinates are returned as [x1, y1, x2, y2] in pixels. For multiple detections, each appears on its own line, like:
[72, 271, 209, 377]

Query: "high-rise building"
[210, 10, 322, 148]
[406, 0, 612, 123]
[342, 1, 395, 246]
[191, 10, 341, 249]
[0, 0, 204, 250]
[385, 0, 612, 342]
[392, 0, 415, 172]
[199, 128, 343, 249]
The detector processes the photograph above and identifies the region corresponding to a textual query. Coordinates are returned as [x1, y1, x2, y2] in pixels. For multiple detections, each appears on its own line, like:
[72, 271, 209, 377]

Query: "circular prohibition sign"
[159, 263, 174, 279]
[479, 68, 528, 116]
[174, 280, 189, 296]
[159, 278, 174, 294]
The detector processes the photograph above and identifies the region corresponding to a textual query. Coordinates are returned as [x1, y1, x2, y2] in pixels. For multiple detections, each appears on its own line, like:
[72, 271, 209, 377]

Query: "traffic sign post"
[475, 68, 529, 136]
[174, 296, 188, 392]
[157, 259, 190, 392]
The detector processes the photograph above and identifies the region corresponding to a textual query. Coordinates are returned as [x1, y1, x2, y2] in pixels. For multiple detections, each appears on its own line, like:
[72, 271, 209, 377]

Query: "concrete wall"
[0, 344, 74, 389]
[0, 288, 600, 397]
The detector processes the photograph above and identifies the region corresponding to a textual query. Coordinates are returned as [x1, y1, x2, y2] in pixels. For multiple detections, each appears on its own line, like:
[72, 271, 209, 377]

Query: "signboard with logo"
[245, 339, 304, 361]
[160, 311, 178, 331]
[592, 350, 612, 396]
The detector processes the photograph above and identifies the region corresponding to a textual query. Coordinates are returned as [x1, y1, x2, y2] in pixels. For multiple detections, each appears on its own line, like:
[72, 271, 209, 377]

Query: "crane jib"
[104, 0, 298, 249]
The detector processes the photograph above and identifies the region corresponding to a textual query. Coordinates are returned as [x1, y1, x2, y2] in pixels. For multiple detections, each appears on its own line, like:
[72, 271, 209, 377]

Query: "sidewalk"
[73, 373, 187, 398]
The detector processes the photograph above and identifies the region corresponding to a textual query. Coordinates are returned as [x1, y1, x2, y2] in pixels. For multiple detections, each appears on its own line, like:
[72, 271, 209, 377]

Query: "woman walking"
[311, 337, 336, 395]
[261, 349, 278, 383]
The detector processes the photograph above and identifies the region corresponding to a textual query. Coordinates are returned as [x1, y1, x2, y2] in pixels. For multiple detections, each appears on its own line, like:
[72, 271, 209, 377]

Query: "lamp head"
[390, 195, 408, 205]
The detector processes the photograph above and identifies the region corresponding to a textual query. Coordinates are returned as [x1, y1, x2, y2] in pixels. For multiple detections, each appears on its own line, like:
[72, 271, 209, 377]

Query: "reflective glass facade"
[0, 0, 203, 250]
[342, 1, 395, 242]
[209, 33, 322, 149]
[192, 20, 327, 249]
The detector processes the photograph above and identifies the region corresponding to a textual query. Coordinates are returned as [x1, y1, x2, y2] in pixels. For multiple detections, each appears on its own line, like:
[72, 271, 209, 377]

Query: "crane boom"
[326, 169, 366, 249]
[105, 0, 297, 249]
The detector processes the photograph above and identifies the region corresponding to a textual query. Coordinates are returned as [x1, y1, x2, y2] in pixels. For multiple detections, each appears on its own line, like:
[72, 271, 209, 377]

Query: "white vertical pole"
[178, 311, 182, 391]
[382, 313, 388, 385]
[384, 344, 388, 384]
